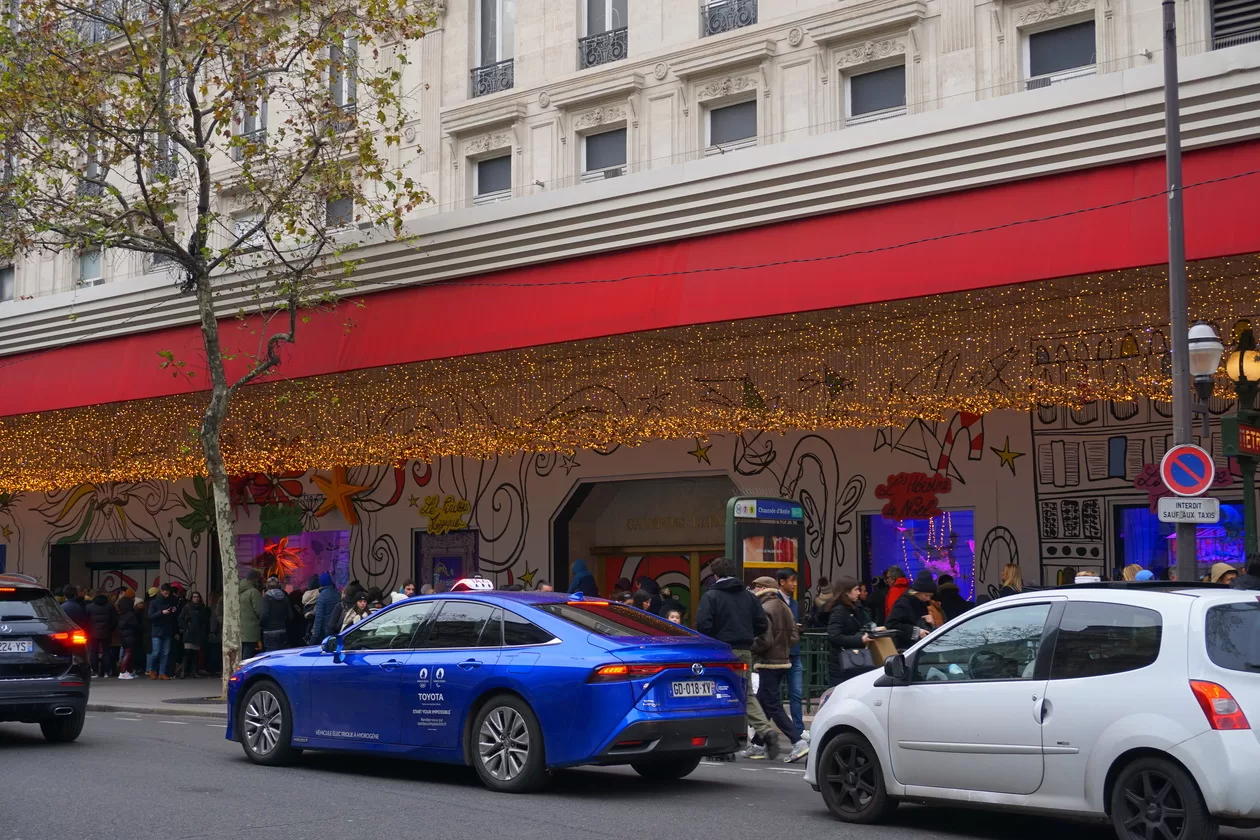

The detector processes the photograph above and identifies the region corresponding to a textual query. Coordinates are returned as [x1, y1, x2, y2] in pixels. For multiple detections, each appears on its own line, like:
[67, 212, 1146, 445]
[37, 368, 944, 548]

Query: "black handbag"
[839, 647, 875, 671]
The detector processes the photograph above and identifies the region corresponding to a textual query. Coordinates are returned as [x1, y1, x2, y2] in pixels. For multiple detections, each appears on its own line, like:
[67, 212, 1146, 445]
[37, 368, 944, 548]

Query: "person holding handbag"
[827, 578, 876, 684]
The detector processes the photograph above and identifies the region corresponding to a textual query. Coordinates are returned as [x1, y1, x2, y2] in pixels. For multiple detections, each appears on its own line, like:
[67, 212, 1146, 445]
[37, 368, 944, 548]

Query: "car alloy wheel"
[825, 742, 880, 815]
[1117, 768, 1190, 839]
[244, 688, 283, 756]
[478, 706, 530, 782]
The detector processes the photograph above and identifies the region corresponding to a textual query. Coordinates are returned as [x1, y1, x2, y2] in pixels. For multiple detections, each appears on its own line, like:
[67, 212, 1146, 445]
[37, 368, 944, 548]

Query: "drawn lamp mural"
[1217, 321, 1260, 556]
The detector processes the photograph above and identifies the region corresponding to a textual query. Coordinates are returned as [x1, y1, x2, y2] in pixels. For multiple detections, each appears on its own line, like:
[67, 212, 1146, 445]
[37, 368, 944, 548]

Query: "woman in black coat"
[178, 592, 211, 678]
[827, 579, 875, 684]
[116, 595, 140, 677]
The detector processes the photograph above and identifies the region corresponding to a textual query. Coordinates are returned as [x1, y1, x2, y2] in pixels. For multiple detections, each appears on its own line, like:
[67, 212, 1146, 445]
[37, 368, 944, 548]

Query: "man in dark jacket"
[934, 574, 974, 621]
[1231, 556, 1260, 591]
[695, 556, 780, 759]
[146, 583, 180, 679]
[310, 573, 341, 642]
[325, 582, 362, 641]
[61, 585, 89, 630]
[116, 593, 141, 678]
[84, 592, 119, 677]
[887, 571, 938, 650]
[260, 576, 294, 652]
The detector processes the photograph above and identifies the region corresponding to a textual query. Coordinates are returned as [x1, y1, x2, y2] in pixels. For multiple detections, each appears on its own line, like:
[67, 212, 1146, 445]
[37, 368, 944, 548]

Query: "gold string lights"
[1, 255, 1257, 492]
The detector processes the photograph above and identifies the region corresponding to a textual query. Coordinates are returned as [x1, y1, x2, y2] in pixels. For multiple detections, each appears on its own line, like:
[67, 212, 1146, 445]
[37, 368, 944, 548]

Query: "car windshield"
[538, 602, 693, 638]
[1205, 601, 1260, 672]
[0, 589, 63, 622]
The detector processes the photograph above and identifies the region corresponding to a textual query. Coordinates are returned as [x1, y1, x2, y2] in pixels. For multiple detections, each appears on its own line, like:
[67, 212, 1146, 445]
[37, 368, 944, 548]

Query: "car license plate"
[671, 680, 716, 698]
[0, 640, 32, 653]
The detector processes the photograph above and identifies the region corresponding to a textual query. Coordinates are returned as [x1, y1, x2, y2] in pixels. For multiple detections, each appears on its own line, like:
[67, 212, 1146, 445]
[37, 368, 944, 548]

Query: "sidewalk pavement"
[87, 675, 228, 719]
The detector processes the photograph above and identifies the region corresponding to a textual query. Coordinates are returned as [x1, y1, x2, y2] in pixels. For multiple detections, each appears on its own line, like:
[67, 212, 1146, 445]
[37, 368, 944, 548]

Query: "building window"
[1025, 20, 1097, 89]
[79, 247, 103, 285]
[473, 0, 515, 97]
[582, 128, 627, 180]
[861, 510, 977, 599]
[329, 38, 357, 111]
[706, 99, 757, 153]
[326, 196, 353, 228]
[234, 212, 266, 251]
[474, 154, 512, 205]
[235, 91, 268, 160]
[580, 0, 628, 69]
[701, 0, 757, 37]
[1211, 0, 1260, 48]
[0, 265, 14, 302]
[847, 64, 907, 125]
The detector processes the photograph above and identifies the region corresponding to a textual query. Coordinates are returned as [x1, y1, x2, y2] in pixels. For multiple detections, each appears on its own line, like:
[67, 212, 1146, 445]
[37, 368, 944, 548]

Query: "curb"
[87, 702, 227, 720]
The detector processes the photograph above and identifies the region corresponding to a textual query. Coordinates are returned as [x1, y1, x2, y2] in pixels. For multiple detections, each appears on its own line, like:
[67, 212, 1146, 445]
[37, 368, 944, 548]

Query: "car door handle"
[459, 659, 483, 670]
[378, 659, 404, 671]
[1033, 697, 1051, 724]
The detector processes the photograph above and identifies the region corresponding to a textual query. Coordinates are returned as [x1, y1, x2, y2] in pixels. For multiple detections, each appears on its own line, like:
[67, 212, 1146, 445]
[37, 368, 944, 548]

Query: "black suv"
[0, 574, 90, 741]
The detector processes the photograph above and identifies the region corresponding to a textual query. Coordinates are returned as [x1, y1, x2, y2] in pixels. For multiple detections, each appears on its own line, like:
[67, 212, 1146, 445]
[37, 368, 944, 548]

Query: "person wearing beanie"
[260, 575, 294, 652]
[1134, 569, 1156, 582]
[886, 570, 937, 650]
[147, 586, 159, 599]
[750, 576, 809, 764]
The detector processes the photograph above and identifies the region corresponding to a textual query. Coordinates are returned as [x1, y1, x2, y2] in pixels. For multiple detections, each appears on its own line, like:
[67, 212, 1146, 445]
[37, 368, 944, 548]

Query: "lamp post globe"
[1188, 321, 1225, 379]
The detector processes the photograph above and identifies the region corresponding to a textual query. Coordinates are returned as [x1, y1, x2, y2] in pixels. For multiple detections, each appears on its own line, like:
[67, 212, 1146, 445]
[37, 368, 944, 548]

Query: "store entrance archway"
[552, 475, 737, 622]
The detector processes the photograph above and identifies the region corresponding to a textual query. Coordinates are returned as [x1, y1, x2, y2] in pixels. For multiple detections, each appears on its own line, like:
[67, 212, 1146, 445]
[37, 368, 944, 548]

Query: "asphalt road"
[3, 713, 1260, 840]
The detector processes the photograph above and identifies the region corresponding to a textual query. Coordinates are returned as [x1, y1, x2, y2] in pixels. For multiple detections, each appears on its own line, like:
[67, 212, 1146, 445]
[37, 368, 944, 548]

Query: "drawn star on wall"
[635, 385, 671, 415]
[519, 567, 538, 589]
[1, 524, 10, 540]
[990, 436, 1026, 475]
[311, 467, 372, 526]
[408, 494, 420, 507]
[560, 454, 581, 475]
[688, 438, 713, 465]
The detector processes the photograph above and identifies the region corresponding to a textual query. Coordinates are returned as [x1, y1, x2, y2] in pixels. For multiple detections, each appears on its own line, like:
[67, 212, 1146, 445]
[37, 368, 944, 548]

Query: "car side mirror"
[321, 635, 344, 662]
[884, 654, 908, 682]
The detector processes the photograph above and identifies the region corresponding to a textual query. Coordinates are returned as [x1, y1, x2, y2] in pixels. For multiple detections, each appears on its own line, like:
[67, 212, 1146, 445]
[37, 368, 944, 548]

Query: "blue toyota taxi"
[226, 580, 747, 792]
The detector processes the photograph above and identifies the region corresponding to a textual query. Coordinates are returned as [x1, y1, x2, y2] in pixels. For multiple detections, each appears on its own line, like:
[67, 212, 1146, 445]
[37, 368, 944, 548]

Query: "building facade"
[1, 0, 1259, 607]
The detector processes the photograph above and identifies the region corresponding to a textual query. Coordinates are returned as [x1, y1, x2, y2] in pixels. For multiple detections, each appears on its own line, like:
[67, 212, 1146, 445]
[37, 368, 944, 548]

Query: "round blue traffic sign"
[1160, 444, 1215, 497]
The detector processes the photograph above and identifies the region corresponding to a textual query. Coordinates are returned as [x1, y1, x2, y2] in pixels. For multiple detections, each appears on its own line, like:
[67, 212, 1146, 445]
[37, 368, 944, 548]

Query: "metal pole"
[1162, 0, 1198, 583]
[1243, 456, 1258, 557]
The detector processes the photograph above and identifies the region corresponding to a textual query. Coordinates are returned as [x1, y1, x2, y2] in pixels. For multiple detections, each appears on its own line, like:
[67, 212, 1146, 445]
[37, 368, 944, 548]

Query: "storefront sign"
[1157, 496, 1221, 523]
[875, 472, 952, 520]
[732, 499, 804, 521]
[417, 495, 471, 536]
[1222, 413, 1260, 457]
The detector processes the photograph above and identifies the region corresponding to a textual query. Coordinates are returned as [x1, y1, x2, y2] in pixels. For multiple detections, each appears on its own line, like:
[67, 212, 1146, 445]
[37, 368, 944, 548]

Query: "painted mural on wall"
[2, 406, 1062, 599]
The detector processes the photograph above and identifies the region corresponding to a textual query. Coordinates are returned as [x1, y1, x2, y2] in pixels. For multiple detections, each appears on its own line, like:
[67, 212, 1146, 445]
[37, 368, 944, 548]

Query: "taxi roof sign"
[450, 577, 495, 592]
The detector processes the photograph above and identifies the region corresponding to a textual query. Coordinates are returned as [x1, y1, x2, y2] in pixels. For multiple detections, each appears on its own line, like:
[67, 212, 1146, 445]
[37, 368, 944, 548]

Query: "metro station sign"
[1221, 410, 1260, 458]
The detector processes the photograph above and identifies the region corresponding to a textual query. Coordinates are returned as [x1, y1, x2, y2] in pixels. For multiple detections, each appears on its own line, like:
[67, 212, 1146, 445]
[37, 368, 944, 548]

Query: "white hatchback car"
[805, 582, 1260, 840]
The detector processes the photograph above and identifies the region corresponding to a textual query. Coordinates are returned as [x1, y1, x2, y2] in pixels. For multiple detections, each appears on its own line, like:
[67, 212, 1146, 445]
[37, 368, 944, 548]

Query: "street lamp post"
[1222, 327, 1260, 558]
[1181, 322, 1225, 583]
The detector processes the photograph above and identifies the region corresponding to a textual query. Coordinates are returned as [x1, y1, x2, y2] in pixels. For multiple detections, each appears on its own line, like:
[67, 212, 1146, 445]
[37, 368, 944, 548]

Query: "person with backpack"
[260, 576, 295, 652]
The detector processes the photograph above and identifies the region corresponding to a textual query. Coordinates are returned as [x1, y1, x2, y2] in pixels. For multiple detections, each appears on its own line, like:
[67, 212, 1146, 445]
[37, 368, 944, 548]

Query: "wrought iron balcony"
[701, 0, 757, 37]
[578, 27, 628, 70]
[472, 59, 514, 98]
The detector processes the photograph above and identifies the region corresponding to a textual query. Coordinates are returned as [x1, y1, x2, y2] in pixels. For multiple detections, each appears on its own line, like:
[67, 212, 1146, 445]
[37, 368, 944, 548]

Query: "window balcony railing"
[1025, 64, 1096, 90]
[578, 27, 628, 70]
[472, 59, 514, 98]
[232, 128, 267, 161]
[701, 0, 757, 37]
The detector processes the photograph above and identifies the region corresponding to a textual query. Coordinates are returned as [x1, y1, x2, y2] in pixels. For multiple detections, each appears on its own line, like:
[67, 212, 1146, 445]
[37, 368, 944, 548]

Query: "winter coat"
[341, 605, 370, 631]
[784, 594, 801, 657]
[116, 597, 141, 647]
[997, 585, 1021, 598]
[147, 594, 180, 638]
[311, 585, 341, 641]
[886, 592, 931, 650]
[635, 577, 663, 615]
[695, 577, 769, 650]
[569, 559, 599, 597]
[238, 579, 264, 644]
[302, 588, 320, 619]
[827, 600, 873, 680]
[751, 587, 798, 669]
[658, 595, 685, 620]
[260, 587, 292, 633]
[808, 589, 837, 629]
[85, 594, 118, 642]
[179, 602, 211, 647]
[935, 583, 974, 621]
[1232, 573, 1260, 591]
[61, 598, 89, 631]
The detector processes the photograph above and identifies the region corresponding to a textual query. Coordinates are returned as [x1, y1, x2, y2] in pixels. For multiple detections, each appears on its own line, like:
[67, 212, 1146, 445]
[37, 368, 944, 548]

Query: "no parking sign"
[1160, 444, 1216, 497]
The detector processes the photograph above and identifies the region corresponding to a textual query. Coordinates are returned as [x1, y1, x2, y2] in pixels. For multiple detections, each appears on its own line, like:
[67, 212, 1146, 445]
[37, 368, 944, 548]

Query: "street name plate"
[1157, 496, 1221, 523]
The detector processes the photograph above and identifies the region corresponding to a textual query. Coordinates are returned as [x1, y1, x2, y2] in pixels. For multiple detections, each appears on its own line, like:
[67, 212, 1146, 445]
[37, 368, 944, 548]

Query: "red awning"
[2, 140, 1258, 418]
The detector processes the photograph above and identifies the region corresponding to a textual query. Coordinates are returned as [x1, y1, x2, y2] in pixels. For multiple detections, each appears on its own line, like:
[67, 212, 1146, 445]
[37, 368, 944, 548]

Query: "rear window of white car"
[1205, 602, 1260, 673]
[1049, 601, 1162, 679]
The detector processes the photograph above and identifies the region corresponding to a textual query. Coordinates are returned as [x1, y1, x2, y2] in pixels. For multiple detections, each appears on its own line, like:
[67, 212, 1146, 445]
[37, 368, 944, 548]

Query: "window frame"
[342, 600, 439, 652]
[1046, 599, 1163, 680]
[477, 0, 516, 65]
[329, 37, 358, 110]
[908, 601, 1061, 684]
[845, 62, 908, 125]
[584, 0, 627, 36]
[326, 195, 354, 229]
[0, 264, 15, 302]
[581, 126, 628, 175]
[79, 247, 104, 284]
[1023, 17, 1098, 83]
[233, 212, 267, 252]
[705, 98, 758, 151]
[473, 153, 513, 202]
[502, 608, 557, 647]
[414, 599, 504, 650]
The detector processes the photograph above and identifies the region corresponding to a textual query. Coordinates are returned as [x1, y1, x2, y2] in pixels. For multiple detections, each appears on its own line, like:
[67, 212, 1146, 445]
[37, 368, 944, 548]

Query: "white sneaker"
[740, 745, 766, 760]
[118, 672, 134, 680]
[801, 729, 812, 742]
[785, 739, 810, 764]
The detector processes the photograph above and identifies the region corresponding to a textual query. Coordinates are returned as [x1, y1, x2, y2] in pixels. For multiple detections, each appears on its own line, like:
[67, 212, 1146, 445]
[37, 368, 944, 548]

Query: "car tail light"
[0, 587, 14, 592]
[588, 661, 747, 682]
[50, 631, 88, 645]
[1190, 680, 1250, 730]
